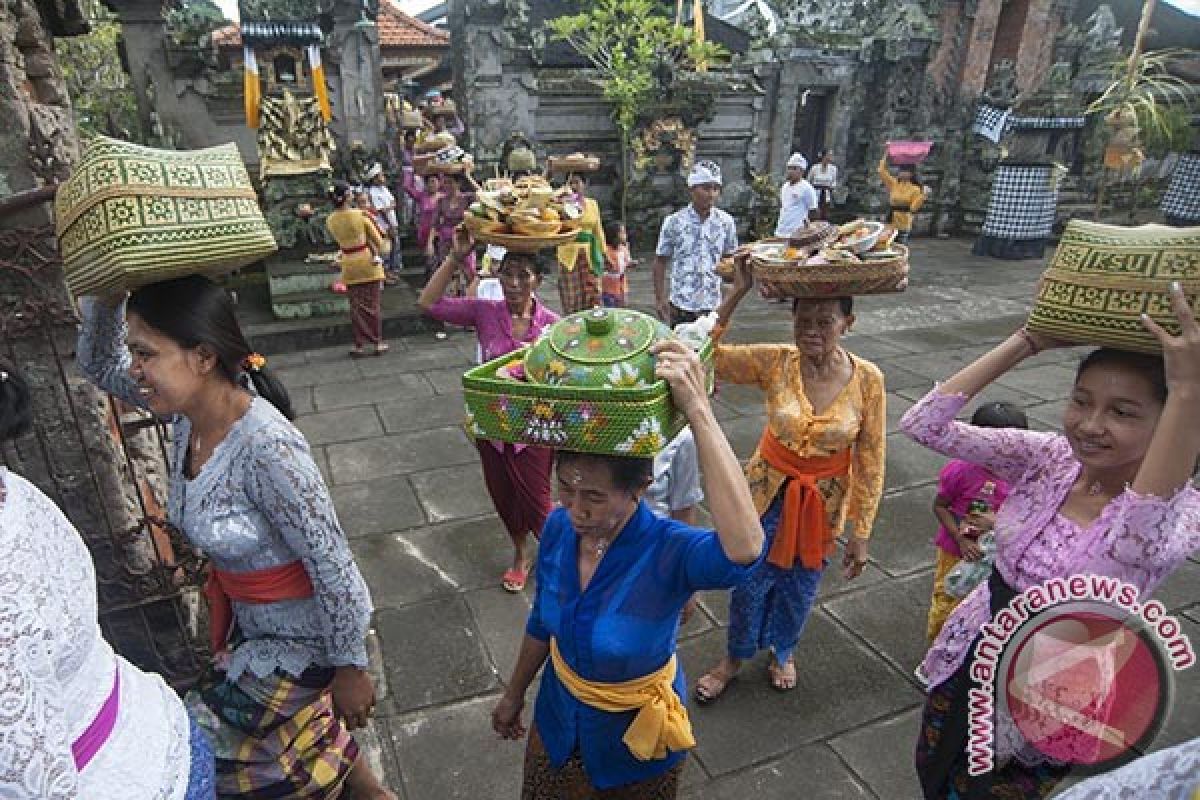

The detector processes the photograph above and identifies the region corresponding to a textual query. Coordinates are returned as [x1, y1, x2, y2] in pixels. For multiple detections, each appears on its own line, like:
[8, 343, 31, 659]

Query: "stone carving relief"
[632, 117, 698, 176]
[257, 90, 336, 178]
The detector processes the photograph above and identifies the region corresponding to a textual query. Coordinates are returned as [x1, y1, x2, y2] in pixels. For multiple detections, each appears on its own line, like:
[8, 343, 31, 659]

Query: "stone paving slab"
[332, 475, 426, 538]
[828, 708, 924, 800]
[313, 372, 435, 411]
[869, 487, 942, 576]
[377, 394, 470, 434]
[295, 406, 384, 446]
[681, 743, 872, 799]
[325, 426, 476, 484]
[409, 462, 498, 522]
[679, 610, 924, 777]
[375, 596, 499, 714]
[825, 570, 936, 678]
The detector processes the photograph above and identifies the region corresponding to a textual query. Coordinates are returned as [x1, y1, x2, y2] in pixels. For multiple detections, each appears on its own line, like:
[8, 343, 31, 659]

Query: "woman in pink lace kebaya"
[901, 284, 1200, 799]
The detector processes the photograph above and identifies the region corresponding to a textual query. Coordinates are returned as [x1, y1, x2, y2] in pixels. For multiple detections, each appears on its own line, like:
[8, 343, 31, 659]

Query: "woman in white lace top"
[76, 276, 395, 799]
[0, 361, 215, 799]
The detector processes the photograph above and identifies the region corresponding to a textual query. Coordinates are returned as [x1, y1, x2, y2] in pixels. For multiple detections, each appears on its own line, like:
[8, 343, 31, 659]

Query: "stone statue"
[1083, 5, 1122, 57]
[983, 60, 1019, 108]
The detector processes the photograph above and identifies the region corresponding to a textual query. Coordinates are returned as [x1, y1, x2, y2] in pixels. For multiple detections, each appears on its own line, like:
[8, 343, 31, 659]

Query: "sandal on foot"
[373, 343, 390, 356]
[349, 349, 368, 359]
[694, 667, 738, 705]
[501, 567, 528, 593]
[767, 657, 797, 692]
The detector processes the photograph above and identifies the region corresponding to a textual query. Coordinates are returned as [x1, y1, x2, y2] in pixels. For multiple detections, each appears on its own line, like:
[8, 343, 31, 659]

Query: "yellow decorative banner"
[243, 45, 261, 128]
[308, 45, 332, 123]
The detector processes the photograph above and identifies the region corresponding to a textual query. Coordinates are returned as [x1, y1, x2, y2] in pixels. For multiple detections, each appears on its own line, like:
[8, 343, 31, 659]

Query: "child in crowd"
[925, 401, 1028, 643]
[355, 188, 397, 286]
[602, 220, 634, 308]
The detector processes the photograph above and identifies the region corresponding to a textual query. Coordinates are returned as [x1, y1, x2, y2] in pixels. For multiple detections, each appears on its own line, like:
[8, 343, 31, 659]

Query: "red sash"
[341, 242, 370, 255]
[203, 561, 315, 653]
[758, 428, 852, 570]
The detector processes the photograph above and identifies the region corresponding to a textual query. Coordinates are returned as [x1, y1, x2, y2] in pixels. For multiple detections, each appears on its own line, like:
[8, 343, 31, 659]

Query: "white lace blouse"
[0, 469, 192, 800]
[76, 299, 373, 681]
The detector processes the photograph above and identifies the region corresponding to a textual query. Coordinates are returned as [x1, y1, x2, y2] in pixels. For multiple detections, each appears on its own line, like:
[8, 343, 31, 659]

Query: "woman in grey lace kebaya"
[77, 276, 395, 800]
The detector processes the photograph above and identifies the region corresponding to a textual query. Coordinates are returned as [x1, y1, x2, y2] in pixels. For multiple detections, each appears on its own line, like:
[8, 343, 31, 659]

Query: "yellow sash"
[548, 637, 695, 761]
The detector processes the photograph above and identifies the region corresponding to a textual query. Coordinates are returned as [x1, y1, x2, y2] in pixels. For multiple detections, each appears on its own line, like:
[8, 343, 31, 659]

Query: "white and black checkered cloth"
[1008, 116, 1086, 130]
[981, 165, 1058, 239]
[972, 105, 1011, 142]
[1161, 154, 1200, 222]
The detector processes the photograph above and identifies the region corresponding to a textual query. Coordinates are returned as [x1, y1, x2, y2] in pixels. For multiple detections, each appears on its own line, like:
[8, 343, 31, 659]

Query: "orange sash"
[758, 428, 852, 570]
[204, 561, 315, 653]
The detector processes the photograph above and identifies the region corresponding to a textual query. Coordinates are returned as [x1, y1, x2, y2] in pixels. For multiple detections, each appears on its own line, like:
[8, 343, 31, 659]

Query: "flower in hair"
[242, 353, 267, 372]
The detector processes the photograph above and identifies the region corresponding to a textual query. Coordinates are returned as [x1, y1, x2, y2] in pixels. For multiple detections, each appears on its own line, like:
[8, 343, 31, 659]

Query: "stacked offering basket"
[463, 308, 714, 455]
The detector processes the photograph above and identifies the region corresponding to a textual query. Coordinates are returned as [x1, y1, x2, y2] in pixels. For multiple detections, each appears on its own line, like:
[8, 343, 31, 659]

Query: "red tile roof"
[378, 0, 449, 48]
[211, 2, 448, 49]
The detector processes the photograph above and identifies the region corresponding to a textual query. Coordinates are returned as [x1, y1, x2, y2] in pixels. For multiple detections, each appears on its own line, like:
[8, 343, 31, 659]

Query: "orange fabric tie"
[204, 561, 315, 653]
[757, 428, 852, 570]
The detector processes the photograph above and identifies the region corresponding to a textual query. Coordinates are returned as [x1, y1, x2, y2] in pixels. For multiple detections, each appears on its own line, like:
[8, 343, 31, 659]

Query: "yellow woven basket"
[1027, 220, 1200, 354]
[55, 136, 277, 296]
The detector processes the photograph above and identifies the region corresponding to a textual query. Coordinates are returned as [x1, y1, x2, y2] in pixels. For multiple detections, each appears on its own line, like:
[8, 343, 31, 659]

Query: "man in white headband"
[365, 163, 401, 283]
[774, 152, 819, 238]
[653, 160, 739, 326]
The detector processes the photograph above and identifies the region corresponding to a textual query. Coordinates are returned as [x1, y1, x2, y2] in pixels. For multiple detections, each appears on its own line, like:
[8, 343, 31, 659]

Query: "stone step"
[270, 288, 350, 320]
[268, 257, 340, 299]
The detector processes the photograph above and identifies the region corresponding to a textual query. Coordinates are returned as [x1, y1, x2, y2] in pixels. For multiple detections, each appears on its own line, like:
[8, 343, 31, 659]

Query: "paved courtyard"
[263, 237, 1200, 799]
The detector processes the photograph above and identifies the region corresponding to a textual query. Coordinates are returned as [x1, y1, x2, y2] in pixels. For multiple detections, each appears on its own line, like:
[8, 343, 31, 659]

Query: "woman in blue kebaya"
[490, 339, 765, 798]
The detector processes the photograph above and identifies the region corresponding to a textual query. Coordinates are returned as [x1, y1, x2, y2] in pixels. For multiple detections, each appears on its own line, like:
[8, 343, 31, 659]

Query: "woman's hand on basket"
[491, 693, 527, 740]
[1143, 282, 1200, 392]
[652, 339, 709, 419]
[331, 666, 376, 730]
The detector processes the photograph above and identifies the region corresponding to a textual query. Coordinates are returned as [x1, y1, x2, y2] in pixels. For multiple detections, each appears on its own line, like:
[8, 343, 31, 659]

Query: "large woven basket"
[1027, 220, 1200, 354]
[752, 245, 909, 297]
[55, 136, 277, 296]
[462, 340, 714, 456]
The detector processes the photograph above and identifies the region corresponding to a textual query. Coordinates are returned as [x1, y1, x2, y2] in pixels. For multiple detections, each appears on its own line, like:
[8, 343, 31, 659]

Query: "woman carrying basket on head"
[693, 255, 886, 701]
[878, 145, 928, 244]
[903, 285, 1200, 799]
[555, 172, 607, 314]
[77, 276, 395, 800]
[419, 227, 559, 593]
[490, 335, 765, 798]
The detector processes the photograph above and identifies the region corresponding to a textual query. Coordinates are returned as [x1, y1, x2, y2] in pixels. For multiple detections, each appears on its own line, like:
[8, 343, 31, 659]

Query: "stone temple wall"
[450, 0, 773, 245]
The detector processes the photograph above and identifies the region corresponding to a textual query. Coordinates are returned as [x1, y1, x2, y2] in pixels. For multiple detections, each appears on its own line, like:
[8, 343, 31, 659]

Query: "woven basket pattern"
[55, 136, 277, 296]
[752, 245, 909, 297]
[462, 343, 713, 456]
[1027, 221, 1200, 353]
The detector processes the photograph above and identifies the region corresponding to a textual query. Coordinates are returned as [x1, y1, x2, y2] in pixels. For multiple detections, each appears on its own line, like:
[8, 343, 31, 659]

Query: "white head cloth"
[687, 160, 722, 187]
[787, 153, 808, 169]
[365, 163, 383, 180]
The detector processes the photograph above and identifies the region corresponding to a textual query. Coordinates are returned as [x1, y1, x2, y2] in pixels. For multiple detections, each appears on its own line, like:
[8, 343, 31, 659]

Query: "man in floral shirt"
[653, 161, 739, 326]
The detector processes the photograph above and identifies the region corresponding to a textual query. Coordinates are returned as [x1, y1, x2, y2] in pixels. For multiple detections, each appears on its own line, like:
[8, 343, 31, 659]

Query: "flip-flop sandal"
[767, 658, 797, 692]
[693, 667, 738, 705]
[348, 349, 368, 359]
[373, 343, 390, 356]
[501, 567, 528, 593]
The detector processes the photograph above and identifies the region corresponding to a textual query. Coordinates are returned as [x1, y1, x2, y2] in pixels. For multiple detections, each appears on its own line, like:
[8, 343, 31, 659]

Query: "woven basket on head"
[462, 340, 714, 456]
[55, 136, 277, 296]
[751, 245, 909, 297]
[1027, 220, 1200, 354]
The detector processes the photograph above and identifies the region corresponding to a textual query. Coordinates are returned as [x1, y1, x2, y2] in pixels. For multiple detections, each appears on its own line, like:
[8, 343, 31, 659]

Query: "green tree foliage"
[547, 0, 727, 222]
[54, 2, 141, 140]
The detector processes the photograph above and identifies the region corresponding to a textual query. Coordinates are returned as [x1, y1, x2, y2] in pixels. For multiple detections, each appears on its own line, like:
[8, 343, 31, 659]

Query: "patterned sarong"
[186, 667, 358, 799]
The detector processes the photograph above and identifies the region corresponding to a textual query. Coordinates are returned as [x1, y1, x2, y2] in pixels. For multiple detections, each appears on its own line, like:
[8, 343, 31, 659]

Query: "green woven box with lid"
[462, 308, 713, 456]
[55, 136, 278, 296]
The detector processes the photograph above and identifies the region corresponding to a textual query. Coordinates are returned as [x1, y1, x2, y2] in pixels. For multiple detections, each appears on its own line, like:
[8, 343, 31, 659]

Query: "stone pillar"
[328, 2, 385, 152]
[0, 0, 206, 686]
